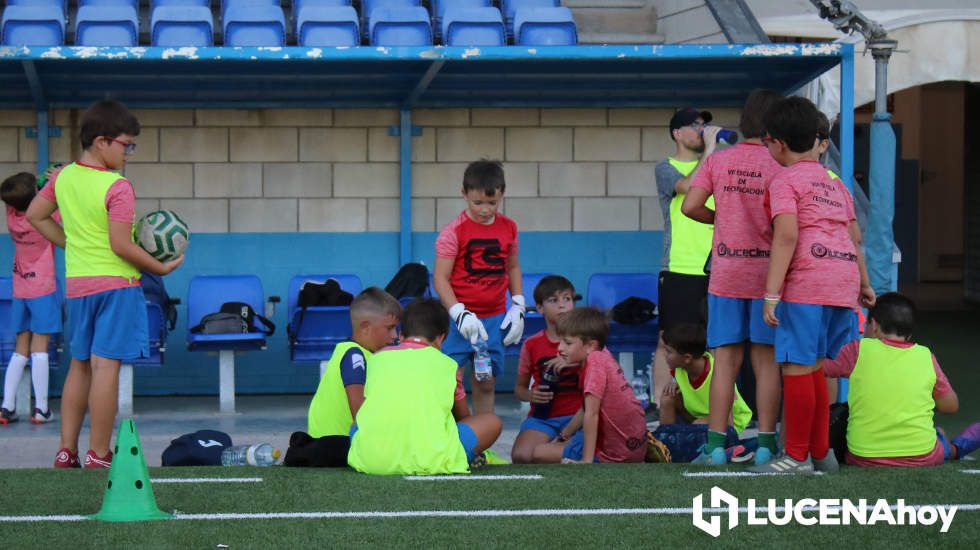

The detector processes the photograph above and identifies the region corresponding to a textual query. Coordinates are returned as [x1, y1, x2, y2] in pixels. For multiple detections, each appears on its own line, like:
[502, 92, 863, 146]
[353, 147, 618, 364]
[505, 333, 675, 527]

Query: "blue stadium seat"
[442, 6, 504, 46]
[514, 6, 576, 45]
[152, 0, 210, 6]
[361, 0, 417, 21]
[292, 0, 350, 19]
[587, 272, 659, 353]
[75, 5, 139, 46]
[1, 5, 65, 46]
[286, 274, 363, 374]
[296, 5, 359, 46]
[77, 0, 137, 6]
[187, 275, 278, 412]
[223, 3, 286, 46]
[504, 272, 552, 356]
[431, 0, 487, 40]
[0, 277, 63, 417]
[500, 0, 556, 36]
[369, 6, 430, 45]
[151, 5, 214, 46]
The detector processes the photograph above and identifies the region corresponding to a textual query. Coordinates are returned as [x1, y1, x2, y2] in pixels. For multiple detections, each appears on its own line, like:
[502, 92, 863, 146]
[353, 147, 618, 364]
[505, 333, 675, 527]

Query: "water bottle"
[532, 368, 560, 419]
[703, 128, 739, 145]
[631, 371, 650, 411]
[472, 339, 493, 382]
[221, 443, 281, 467]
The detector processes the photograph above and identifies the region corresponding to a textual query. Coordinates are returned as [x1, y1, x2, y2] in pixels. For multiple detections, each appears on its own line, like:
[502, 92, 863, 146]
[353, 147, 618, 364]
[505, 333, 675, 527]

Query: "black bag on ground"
[828, 402, 849, 464]
[162, 430, 233, 466]
[283, 431, 350, 468]
[611, 296, 657, 324]
[385, 263, 430, 299]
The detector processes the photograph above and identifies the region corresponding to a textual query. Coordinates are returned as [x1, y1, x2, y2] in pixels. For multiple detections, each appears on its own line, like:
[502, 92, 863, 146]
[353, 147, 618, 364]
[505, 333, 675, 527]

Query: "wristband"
[763, 293, 781, 303]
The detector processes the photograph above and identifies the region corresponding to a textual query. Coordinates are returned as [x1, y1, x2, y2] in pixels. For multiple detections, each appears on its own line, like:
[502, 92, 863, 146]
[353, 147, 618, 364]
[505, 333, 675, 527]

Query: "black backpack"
[141, 271, 178, 330]
[611, 296, 657, 324]
[384, 263, 430, 300]
[288, 279, 353, 344]
[191, 301, 275, 336]
[161, 430, 232, 466]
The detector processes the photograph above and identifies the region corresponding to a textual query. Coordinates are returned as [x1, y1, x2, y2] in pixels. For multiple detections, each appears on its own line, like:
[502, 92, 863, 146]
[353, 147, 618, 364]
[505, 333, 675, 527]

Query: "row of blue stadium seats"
[1, 0, 575, 46]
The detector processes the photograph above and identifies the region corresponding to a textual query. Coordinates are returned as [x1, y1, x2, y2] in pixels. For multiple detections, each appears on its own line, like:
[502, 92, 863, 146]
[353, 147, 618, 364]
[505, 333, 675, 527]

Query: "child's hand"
[449, 303, 488, 345]
[529, 386, 554, 404]
[661, 380, 679, 398]
[161, 254, 185, 275]
[762, 299, 779, 327]
[544, 356, 566, 372]
[859, 284, 876, 309]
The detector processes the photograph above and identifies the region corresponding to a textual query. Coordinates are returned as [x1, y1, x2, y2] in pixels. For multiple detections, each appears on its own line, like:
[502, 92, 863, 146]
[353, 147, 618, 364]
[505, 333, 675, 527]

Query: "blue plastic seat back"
[187, 275, 265, 330]
[443, 6, 503, 46]
[297, 5, 359, 46]
[78, 0, 138, 7]
[151, 5, 214, 46]
[75, 5, 138, 46]
[433, 0, 488, 19]
[362, 0, 417, 21]
[369, 6, 430, 46]
[287, 274, 363, 318]
[221, 0, 279, 17]
[1, 5, 65, 45]
[514, 6, 576, 45]
[500, 0, 556, 25]
[293, 0, 352, 18]
[152, 0, 210, 7]
[223, 4, 286, 46]
[587, 273, 658, 311]
[0, 278, 14, 359]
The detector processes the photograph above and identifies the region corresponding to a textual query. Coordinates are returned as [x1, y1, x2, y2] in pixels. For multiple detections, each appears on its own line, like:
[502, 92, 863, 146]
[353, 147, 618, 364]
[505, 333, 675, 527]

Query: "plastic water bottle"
[532, 368, 560, 419]
[703, 128, 739, 144]
[472, 339, 493, 382]
[631, 372, 650, 411]
[221, 443, 281, 467]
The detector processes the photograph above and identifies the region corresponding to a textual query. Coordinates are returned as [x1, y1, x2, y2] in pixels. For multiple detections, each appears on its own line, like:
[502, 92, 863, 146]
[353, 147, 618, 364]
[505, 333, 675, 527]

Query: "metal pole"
[399, 108, 413, 266]
[867, 38, 899, 293]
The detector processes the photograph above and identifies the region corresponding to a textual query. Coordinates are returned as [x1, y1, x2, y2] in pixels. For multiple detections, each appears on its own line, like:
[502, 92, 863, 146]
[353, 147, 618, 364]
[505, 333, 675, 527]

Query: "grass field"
[1, 462, 977, 548]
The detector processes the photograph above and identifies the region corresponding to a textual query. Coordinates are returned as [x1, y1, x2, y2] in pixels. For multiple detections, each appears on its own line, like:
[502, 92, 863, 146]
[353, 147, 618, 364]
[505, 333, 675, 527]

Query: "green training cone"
[91, 419, 171, 522]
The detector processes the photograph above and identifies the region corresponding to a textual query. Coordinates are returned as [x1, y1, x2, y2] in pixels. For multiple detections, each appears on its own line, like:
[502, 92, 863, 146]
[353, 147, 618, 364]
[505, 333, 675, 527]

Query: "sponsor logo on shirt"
[463, 238, 506, 279]
[716, 243, 770, 258]
[811, 243, 856, 262]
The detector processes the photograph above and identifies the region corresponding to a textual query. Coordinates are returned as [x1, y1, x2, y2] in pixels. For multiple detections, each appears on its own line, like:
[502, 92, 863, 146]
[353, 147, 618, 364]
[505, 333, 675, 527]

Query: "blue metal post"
[839, 43, 855, 194]
[399, 108, 413, 266]
[867, 38, 899, 294]
[36, 110, 49, 176]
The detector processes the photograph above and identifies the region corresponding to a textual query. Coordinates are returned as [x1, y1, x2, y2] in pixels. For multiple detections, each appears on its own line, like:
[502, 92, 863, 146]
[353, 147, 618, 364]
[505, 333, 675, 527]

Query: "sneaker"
[754, 445, 774, 466]
[0, 407, 18, 425]
[54, 448, 80, 468]
[725, 444, 755, 464]
[691, 444, 727, 465]
[812, 451, 839, 473]
[84, 449, 113, 469]
[484, 449, 508, 465]
[952, 422, 980, 459]
[30, 408, 55, 424]
[645, 432, 672, 463]
[468, 452, 487, 470]
[747, 453, 814, 474]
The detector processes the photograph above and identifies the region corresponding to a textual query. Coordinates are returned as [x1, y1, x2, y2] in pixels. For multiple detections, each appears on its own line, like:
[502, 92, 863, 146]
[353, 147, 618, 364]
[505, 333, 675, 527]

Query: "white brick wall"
[2, 106, 747, 234]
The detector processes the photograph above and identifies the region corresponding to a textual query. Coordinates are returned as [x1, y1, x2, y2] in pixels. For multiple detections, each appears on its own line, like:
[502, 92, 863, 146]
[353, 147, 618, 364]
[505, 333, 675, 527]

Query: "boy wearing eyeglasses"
[28, 100, 184, 469]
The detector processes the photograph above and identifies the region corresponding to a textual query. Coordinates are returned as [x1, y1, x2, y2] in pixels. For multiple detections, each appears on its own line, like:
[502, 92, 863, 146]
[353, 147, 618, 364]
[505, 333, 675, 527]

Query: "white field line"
[683, 471, 825, 477]
[403, 475, 543, 481]
[3, 505, 980, 523]
[961, 469, 980, 474]
[150, 478, 264, 484]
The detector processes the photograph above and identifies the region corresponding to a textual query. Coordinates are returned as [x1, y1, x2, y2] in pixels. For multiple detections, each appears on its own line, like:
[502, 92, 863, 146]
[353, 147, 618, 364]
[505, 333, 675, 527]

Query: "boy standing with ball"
[28, 100, 184, 468]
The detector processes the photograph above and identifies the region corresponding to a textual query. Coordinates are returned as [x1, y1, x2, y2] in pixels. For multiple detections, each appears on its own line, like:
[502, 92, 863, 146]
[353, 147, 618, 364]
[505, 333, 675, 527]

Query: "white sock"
[2, 353, 29, 411]
[30, 352, 50, 413]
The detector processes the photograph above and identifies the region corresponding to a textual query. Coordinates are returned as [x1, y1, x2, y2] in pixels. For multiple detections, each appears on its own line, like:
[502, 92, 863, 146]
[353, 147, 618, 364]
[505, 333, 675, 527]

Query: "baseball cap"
[669, 107, 713, 140]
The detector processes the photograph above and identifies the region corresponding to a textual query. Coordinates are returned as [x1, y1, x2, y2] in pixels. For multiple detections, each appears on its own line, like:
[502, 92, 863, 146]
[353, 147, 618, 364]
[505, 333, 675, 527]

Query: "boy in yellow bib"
[348, 298, 502, 475]
[307, 287, 401, 438]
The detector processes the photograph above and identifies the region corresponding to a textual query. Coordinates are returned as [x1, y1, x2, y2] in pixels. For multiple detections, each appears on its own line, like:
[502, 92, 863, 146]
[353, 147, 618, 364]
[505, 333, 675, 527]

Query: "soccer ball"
[136, 209, 189, 262]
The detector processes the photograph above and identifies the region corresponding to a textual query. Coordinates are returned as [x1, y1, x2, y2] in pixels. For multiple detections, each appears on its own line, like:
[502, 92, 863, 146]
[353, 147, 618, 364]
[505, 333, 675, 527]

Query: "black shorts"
[658, 271, 709, 332]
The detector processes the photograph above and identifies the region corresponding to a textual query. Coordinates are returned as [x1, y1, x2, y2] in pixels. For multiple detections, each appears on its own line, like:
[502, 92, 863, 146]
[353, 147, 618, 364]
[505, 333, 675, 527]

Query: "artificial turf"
[1, 462, 976, 548]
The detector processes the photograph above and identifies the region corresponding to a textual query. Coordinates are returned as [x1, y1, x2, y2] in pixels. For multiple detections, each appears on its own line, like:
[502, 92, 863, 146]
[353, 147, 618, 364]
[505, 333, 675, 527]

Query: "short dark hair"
[816, 111, 831, 141]
[401, 298, 450, 342]
[79, 99, 140, 150]
[0, 172, 37, 212]
[739, 89, 782, 139]
[662, 323, 707, 356]
[868, 292, 917, 338]
[763, 96, 821, 153]
[462, 159, 505, 196]
[555, 306, 608, 350]
[351, 287, 402, 323]
[533, 275, 575, 306]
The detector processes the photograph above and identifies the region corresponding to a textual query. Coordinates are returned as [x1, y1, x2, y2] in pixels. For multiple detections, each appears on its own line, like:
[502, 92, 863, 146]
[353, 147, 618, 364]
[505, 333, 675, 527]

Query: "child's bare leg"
[750, 343, 780, 434]
[14, 331, 30, 357]
[651, 334, 671, 408]
[707, 343, 743, 435]
[459, 413, 501, 454]
[659, 389, 681, 425]
[470, 374, 495, 415]
[511, 429, 554, 464]
[87, 354, 120, 456]
[531, 440, 569, 464]
[826, 377, 838, 404]
[60, 358, 92, 452]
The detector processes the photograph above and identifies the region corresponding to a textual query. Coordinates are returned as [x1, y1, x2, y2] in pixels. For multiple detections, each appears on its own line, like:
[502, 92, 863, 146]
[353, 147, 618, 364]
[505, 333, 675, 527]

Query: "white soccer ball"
[136, 209, 189, 262]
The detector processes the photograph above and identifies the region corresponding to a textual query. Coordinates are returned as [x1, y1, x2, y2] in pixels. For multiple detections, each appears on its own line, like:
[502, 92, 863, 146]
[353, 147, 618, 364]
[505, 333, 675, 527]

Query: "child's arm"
[452, 397, 470, 421]
[578, 394, 601, 463]
[345, 385, 365, 420]
[501, 250, 525, 345]
[681, 187, 715, 224]
[558, 407, 585, 441]
[108, 221, 184, 276]
[26, 196, 66, 248]
[433, 256, 459, 310]
[935, 392, 959, 414]
[848, 220, 876, 308]
[763, 213, 797, 327]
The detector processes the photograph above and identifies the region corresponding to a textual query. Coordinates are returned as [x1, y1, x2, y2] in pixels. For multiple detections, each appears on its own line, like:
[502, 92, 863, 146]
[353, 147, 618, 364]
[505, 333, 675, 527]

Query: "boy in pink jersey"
[434, 160, 525, 415]
[681, 89, 784, 465]
[532, 307, 647, 464]
[749, 97, 875, 474]
[28, 100, 184, 468]
[0, 172, 62, 425]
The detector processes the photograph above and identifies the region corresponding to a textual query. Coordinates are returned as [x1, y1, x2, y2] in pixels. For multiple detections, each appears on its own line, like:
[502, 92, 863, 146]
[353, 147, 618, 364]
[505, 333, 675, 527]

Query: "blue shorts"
[706, 294, 775, 348]
[774, 302, 856, 366]
[67, 287, 149, 361]
[519, 414, 574, 439]
[442, 312, 506, 377]
[937, 429, 951, 462]
[560, 431, 600, 463]
[350, 421, 480, 463]
[11, 292, 62, 335]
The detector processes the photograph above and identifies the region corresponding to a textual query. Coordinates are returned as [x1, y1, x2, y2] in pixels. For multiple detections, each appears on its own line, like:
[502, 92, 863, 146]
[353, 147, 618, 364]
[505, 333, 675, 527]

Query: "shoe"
[691, 444, 727, 465]
[747, 453, 814, 474]
[483, 449, 508, 465]
[754, 445, 774, 466]
[725, 444, 755, 464]
[54, 448, 80, 468]
[812, 451, 839, 473]
[468, 452, 487, 470]
[952, 422, 980, 459]
[84, 449, 113, 469]
[0, 407, 18, 425]
[30, 408, 55, 424]
[645, 432, 672, 463]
